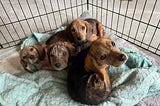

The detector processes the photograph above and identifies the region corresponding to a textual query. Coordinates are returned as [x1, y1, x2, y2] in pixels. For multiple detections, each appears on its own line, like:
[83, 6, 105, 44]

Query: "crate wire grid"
[0, 0, 160, 56]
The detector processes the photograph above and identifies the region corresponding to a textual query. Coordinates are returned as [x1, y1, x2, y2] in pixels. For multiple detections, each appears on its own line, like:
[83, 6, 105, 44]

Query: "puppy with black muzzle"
[20, 45, 52, 72]
[47, 41, 77, 71]
[67, 36, 128, 105]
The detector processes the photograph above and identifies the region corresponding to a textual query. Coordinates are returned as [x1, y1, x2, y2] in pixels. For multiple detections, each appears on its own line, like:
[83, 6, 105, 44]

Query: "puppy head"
[20, 45, 44, 64]
[66, 19, 92, 43]
[48, 42, 73, 71]
[86, 36, 128, 68]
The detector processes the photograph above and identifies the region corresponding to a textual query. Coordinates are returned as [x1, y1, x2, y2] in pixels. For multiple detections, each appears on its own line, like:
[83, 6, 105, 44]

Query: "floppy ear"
[84, 21, 93, 40]
[64, 42, 79, 56]
[32, 45, 45, 60]
[65, 23, 74, 42]
[20, 59, 27, 68]
[97, 22, 104, 37]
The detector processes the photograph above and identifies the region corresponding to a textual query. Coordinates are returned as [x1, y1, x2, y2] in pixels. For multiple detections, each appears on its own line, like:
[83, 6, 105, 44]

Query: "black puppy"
[67, 48, 110, 105]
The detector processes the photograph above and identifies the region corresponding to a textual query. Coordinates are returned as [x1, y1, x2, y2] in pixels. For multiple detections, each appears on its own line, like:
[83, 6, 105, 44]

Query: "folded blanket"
[0, 65, 159, 106]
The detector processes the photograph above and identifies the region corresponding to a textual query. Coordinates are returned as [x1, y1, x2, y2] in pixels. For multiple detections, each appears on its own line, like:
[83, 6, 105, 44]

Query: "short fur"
[85, 36, 128, 81]
[67, 36, 128, 105]
[20, 45, 52, 72]
[66, 18, 104, 50]
[46, 18, 104, 53]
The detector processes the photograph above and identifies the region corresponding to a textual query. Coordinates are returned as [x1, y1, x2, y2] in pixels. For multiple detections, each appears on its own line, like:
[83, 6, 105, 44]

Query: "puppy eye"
[100, 54, 106, 60]
[81, 26, 85, 30]
[111, 42, 115, 47]
[71, 28, 75, 32]
[30, 48, 33, 51]
[22, 56, 26, 59]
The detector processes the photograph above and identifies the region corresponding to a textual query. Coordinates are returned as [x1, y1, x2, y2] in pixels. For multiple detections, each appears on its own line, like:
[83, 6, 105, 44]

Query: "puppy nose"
[30, 55, 35, 59]
[119, 54, 126, 61]
[55, 63, 61, 68]
[77, 36, 81, 40]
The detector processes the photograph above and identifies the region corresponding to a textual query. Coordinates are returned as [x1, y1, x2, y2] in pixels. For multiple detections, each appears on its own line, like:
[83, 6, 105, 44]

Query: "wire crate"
[0, 0, 160, 56]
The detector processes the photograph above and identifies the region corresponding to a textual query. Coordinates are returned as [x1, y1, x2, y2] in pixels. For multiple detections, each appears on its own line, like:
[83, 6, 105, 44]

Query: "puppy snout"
[55, 63, 61, 68]
[29, 55, 35, 59]
[119, 54, 126, 61]
[77, 35, 82, 41]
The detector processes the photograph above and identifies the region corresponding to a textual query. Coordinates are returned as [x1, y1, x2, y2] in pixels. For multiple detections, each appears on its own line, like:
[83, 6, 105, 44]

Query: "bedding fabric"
[0, 67, 159, 106]
[0, 11, 160, 106]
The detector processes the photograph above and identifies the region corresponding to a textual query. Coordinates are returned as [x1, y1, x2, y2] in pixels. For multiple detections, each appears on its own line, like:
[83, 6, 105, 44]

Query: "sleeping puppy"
[67, 36, 128, 105]
[20, 45, 52, 72]
[47, 41, 77, 71]
[66, 18, 104, 50]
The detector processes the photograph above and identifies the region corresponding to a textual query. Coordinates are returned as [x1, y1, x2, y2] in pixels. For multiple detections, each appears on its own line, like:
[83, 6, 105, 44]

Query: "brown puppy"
[47, 41, 77, 71]
[84, 18, 104, 41]
[85, 36, 128, 83]
[46, 18, 104, 53]
[67, 36, 128, 105]
[66, 18, 104, 44]
[20, 45, 52, 72]
[46, 30, 73, 45]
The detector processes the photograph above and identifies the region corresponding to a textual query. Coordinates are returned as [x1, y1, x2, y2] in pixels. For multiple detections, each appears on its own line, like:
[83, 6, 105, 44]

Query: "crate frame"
[0, 0, 160, 56]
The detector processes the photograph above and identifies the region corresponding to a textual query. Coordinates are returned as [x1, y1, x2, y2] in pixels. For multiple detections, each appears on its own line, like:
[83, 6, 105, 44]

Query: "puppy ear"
[64, 42, 79, 56]
[32, 45, 45, 60]
[47, 44, 53, 56]
[65, 23, 74, 42]
[97, 22, 104, 37]
[84, 21, 93, 40]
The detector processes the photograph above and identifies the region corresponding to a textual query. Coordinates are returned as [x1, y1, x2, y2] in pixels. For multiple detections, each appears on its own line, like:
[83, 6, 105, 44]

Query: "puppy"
[66, 18, 104, 46]
[85, 36, 128, 81]
[67, 36, 128, 105]
[46, 30, 73, 45]
[47, 41, 77, 71]
[84, 18, 104, 41]
[20, 45, 52, 72]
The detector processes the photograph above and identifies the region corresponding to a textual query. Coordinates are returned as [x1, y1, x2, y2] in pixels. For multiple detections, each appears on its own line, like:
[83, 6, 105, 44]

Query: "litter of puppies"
[20, 18, 128, 105]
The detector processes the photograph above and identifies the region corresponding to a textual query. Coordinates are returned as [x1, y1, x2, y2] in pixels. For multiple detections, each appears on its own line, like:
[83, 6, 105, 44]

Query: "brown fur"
[47, 41, 77, 71]
[66, 19, 92, 43]
[85, 36, 128, 83]
[46, 30, 73, 45]
[20, 45, 53, 72]
[84, 18, 104, 41]
[67, 36, 128, 105]
[66, 18, 104, 50]
[46, 18, 104, 53]
[66, 18, 104, 42]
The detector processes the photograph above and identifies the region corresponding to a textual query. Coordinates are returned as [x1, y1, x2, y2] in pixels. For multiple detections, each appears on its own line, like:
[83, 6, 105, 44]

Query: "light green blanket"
[0, 28, 160, 106]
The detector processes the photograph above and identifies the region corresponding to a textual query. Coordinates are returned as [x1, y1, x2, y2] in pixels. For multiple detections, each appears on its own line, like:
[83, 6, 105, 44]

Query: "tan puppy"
[66, 18, 104, 43]
[48, 42, 77, 71]
[85, 36, 128, 84]
[20, 45, 52, 72]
